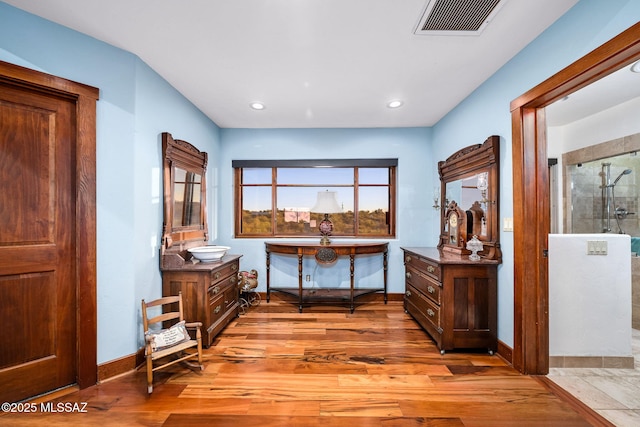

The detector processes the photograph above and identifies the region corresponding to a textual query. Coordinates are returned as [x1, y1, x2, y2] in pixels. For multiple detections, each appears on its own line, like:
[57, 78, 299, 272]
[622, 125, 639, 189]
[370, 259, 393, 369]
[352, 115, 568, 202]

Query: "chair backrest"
[141, 292, 185, 334]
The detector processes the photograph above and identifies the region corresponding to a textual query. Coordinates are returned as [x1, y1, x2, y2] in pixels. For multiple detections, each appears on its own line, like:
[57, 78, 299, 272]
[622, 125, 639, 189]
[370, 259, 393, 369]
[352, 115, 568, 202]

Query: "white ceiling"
[4, 0, 580, 128]
[546, 62, 640, 127]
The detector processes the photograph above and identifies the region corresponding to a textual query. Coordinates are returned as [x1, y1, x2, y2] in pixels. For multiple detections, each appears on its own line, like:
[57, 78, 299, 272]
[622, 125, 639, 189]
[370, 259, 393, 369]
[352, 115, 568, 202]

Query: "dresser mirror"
[438, 135, 501, 262]
[161, 132, 208, 266]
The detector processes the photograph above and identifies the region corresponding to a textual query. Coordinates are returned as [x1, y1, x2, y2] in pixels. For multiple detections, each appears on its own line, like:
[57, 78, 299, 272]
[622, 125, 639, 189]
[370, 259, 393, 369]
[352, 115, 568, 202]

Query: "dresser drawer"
[208, 281, 223, 302]
[405, 284, 440, 329]
[210, 259, 239, 285]
[404, 253, 440, 281]
[223, 279, 239, 310]
[405, 265, 441, 305]
[208, 291, 225, 326]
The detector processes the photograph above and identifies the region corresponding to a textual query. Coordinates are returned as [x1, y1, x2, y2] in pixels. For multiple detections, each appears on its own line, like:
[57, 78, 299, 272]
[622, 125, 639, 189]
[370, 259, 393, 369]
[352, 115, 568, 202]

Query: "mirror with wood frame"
[160, 132, 208, 268]
[438, 135, 501, 262]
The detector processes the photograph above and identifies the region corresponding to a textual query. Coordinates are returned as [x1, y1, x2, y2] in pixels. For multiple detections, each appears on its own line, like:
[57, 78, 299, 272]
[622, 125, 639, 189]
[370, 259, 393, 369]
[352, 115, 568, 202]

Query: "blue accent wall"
[0, 2, 221, 363]
[217, 127, 435, 297]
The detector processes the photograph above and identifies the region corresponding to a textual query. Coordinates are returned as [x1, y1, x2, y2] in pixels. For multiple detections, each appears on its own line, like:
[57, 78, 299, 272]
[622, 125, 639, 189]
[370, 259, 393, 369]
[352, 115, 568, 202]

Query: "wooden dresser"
[161, 255, 241, 347]
[159, 133, 242, 348]
[402, 247, 497, 354]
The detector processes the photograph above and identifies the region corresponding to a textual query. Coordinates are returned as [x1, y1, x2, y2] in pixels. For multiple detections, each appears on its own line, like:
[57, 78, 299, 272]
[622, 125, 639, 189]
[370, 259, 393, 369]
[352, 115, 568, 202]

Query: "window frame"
[233, 159, 397, 239]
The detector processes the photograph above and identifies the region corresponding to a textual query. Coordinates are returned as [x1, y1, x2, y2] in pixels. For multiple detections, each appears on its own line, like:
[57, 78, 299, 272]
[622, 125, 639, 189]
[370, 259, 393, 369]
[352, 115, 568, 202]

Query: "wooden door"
[0, 62, 98, 402]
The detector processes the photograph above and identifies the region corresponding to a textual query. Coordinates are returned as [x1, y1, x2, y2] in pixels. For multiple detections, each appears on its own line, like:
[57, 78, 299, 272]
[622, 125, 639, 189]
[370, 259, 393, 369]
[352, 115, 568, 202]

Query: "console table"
[265, 242, 388, 313]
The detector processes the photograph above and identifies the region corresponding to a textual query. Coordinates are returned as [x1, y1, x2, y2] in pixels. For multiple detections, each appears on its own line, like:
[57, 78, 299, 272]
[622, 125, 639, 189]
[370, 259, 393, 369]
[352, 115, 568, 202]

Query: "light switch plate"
[587, 240, 607, 255]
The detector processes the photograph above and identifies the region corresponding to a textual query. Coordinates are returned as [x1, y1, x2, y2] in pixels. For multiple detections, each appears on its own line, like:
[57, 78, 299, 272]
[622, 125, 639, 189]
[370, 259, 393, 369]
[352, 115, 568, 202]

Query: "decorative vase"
[466, 235, 483, 261]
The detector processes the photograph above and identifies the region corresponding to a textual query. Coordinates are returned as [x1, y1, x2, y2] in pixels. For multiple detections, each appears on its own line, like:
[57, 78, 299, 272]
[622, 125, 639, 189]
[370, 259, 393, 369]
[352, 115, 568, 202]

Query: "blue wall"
[217, 127, 436, 296]
[1, 0, 640, 365]
[0, 2, 221, 363]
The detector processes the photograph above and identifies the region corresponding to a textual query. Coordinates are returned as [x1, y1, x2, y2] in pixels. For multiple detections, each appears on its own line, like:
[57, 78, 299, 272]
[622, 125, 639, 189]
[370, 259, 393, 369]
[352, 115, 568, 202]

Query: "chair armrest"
[184, 322, 202, 329]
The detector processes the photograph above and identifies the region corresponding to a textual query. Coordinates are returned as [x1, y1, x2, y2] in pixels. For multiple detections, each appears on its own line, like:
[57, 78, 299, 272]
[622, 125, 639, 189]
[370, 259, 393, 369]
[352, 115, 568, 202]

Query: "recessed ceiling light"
[250, 102, 265, 110]
[387, 100, 403, 108]
[631, 60, 640, 73]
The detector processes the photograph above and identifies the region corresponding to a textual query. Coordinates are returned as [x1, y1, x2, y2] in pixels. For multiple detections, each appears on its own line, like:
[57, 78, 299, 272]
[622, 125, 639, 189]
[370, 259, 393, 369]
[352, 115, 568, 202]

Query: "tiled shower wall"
[569, 156, 639, 235]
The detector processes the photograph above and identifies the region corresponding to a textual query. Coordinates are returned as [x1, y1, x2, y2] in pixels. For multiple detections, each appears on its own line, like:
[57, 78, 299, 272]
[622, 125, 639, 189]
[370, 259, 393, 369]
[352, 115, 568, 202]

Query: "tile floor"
[547, 328, 640, 426]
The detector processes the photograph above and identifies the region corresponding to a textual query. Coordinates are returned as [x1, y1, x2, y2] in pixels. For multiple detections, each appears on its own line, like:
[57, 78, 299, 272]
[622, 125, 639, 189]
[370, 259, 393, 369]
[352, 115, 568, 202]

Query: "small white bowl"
[188, 246, 230, 263]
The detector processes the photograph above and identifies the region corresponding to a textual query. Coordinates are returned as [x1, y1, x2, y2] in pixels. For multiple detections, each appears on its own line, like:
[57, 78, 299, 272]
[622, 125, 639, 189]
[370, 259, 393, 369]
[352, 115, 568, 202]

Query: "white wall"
[549, 234, 632, 357]
[551, 96, 640, 156]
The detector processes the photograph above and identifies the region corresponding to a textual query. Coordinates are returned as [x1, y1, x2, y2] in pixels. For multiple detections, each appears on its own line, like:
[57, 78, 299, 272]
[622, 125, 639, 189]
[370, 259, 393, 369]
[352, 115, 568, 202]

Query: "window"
[233, 159, 397, 238]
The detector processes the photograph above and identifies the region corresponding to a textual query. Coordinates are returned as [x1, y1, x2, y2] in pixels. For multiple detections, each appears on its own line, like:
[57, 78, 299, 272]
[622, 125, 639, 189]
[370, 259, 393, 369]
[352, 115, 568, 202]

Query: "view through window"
[233, 159, 396, 238]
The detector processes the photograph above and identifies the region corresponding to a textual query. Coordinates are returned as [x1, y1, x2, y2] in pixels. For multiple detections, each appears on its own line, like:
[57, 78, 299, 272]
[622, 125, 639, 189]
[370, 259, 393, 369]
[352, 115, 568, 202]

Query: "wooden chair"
[141, 291, 203, 393]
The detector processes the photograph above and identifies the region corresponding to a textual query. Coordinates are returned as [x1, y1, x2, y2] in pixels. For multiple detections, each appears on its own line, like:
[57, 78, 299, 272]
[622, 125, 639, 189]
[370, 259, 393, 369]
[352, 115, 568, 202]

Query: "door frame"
[510, 22, 640, 374]
[0, 60, 99, 388]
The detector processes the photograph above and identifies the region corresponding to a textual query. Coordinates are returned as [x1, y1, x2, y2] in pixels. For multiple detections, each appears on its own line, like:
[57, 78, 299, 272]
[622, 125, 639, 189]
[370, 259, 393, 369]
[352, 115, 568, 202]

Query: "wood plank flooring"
[1, 298, 611, 426]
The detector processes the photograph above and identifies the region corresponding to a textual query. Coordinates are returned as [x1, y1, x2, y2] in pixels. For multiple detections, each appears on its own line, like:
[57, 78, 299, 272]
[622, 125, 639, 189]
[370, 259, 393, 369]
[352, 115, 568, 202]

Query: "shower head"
[613, 169, 633, 185]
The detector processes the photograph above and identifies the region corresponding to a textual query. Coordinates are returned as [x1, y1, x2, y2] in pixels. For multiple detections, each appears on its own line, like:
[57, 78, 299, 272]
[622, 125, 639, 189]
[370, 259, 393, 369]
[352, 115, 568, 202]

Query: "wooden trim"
[510, 22, 640, 375]
[76, 92, 98, 389]
[234, 163, 397, 239]
[97, 352, 142, 383]
[511, 22, 640, 111]
[535, 376, 616, 427]
[0, 60, 99, 99]
[232, 158, 398, 168]
[0, 60, 99, 389]
[496, 340, 513, 365]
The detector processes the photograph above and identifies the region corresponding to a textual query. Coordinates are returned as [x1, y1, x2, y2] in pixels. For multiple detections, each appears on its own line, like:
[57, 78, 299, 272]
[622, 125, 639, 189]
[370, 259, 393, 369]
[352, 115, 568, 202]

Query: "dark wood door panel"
[0, 79, 76, 402]
[0, 272, 57, 369]
[0, 84, 73, 213]
[0, 245, 57, 275]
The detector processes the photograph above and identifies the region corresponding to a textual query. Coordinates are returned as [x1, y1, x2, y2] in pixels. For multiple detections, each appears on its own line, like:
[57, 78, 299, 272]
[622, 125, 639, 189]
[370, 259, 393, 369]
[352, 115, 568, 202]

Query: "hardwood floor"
[1, 297, 611, 426]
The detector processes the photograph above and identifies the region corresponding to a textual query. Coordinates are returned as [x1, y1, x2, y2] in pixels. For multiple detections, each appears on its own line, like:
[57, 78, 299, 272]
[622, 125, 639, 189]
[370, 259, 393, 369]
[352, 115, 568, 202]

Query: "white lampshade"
[311, 190, 341, 213]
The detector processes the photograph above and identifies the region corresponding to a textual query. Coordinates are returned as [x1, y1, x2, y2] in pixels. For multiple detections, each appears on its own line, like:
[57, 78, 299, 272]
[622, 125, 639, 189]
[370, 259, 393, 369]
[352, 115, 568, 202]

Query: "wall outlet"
[306, 275, 311, 282]
[503, 217, 514, 232]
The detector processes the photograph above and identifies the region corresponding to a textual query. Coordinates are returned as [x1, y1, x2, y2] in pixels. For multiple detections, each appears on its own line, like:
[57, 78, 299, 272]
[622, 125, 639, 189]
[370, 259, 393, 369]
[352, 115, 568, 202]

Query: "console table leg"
[350, 254, 355, 313]
[266, 250, 271, 303]
[383, 249, 388, 304]
[298, 253, 304, 313]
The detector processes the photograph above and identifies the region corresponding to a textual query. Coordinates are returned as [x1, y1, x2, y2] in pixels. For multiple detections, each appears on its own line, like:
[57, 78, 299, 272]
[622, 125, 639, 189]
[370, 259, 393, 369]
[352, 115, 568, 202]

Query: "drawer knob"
[405, 256, 412, 263]
[405, 272, 411, 279]
[214, 272, 221, 280]
[214, 305, 221, 314]
[427, 265, 435, 273]
[405, 290, 412, 297]
[427, 308, 435, 317]
[231, 264, 238, 271]
[211, 286, 220, 294]
[230, 276, 237, 285]
[427, 285, 435, 294]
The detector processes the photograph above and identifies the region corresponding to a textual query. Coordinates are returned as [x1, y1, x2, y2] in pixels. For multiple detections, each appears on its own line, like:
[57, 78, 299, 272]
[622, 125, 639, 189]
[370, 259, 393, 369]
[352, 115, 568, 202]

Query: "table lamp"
[311, 190, 341, 245]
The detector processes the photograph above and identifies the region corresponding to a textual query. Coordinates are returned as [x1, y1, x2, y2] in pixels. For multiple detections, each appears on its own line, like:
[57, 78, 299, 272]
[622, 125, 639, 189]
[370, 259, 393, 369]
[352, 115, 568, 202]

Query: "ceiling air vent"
[415, 0, 506, 36]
